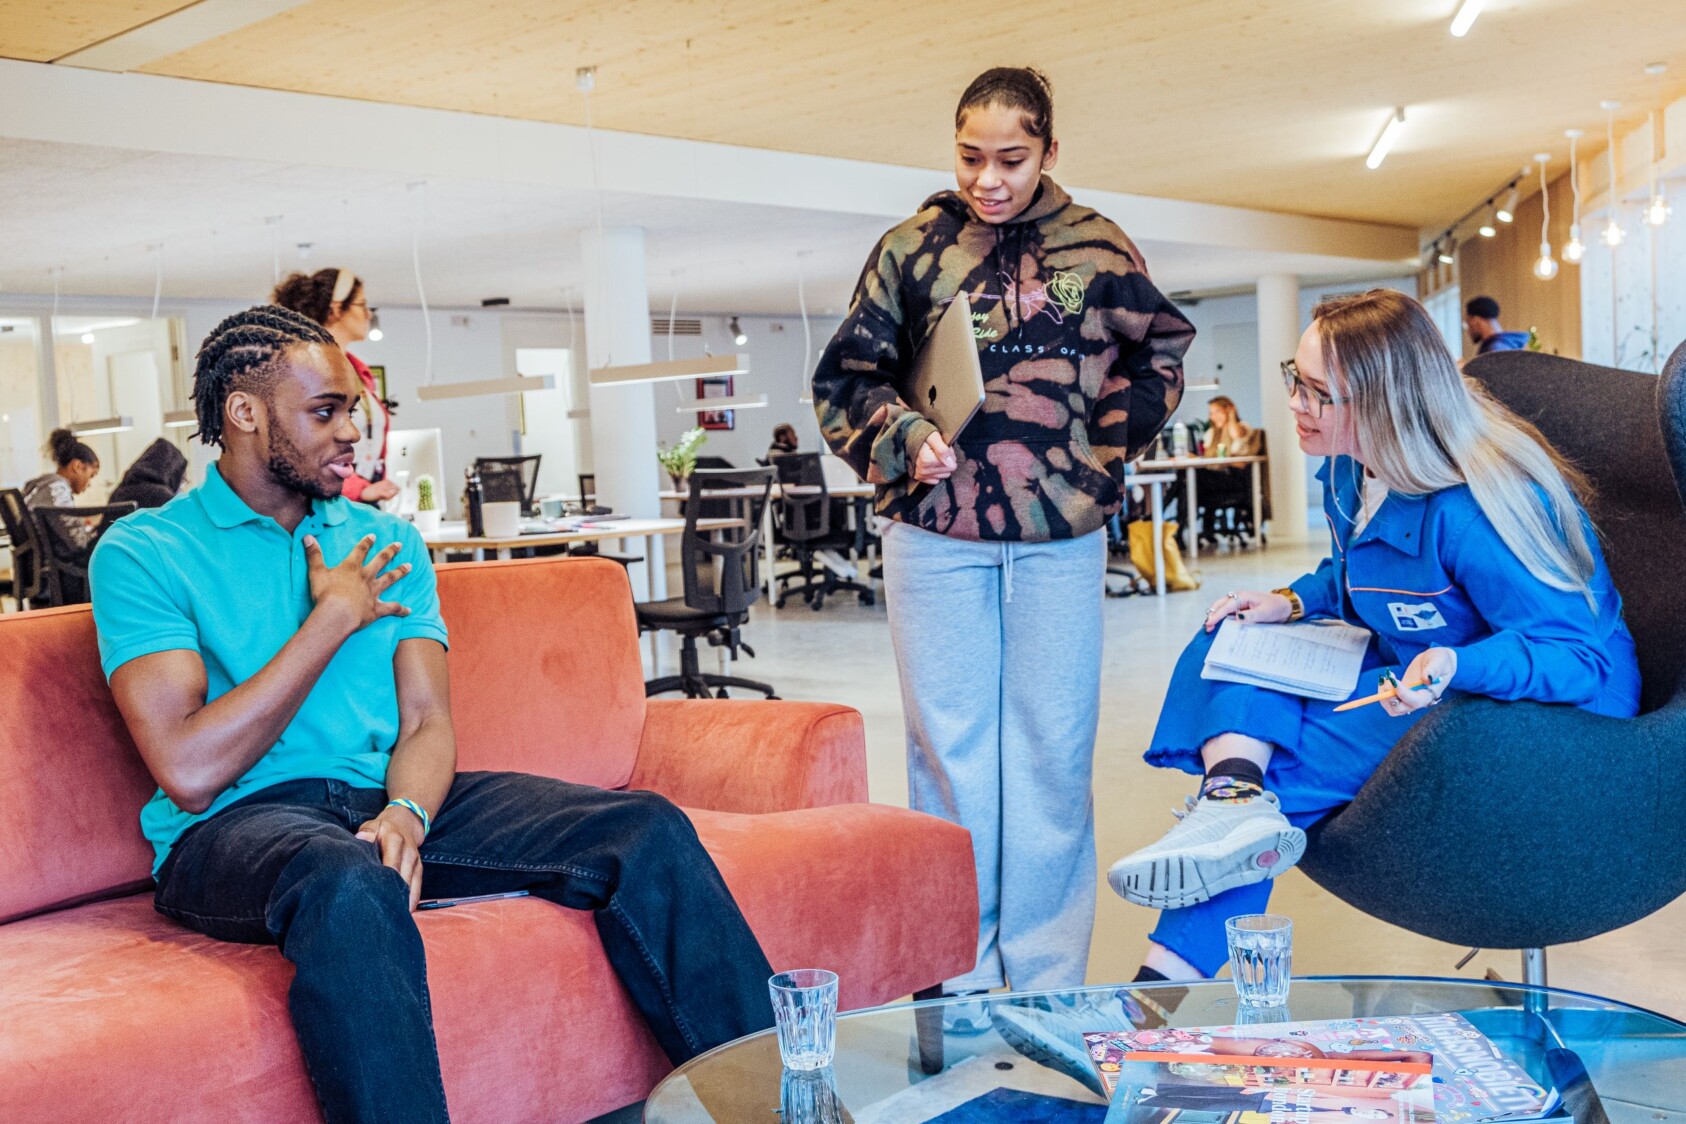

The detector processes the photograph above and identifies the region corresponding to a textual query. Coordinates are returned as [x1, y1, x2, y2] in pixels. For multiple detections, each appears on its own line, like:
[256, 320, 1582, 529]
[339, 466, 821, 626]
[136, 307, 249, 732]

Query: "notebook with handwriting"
[1201, 618, 1371, 702]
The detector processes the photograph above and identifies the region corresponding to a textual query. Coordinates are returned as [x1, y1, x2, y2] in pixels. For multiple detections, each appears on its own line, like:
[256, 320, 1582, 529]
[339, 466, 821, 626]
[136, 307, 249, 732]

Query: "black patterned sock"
[1201, 756, 1266, 801]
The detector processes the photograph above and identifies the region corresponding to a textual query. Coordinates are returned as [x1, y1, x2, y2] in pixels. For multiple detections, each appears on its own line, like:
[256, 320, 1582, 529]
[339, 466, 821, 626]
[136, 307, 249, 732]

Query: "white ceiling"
[0, 138, 1412, 316]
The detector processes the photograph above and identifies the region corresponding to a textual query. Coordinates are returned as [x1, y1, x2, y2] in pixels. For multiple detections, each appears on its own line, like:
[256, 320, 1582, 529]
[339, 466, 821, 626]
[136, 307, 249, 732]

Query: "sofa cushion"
[437, 557, 645, 790]
[0, 804, 977, 1123]
[0, 606, 155, 923]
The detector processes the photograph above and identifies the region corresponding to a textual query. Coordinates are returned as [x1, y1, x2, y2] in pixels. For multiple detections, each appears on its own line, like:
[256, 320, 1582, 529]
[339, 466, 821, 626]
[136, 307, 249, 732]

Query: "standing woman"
[813, 67, 1195, 994]
[272, 269, 397, 504]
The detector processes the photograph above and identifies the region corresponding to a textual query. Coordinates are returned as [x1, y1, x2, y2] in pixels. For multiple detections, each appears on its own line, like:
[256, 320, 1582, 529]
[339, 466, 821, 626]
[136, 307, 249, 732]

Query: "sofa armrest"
[629, 699, 868, 813]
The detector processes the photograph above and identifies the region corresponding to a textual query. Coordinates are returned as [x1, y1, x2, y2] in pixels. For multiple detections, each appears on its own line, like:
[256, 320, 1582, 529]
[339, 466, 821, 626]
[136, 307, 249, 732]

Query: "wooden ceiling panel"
[112, 0, 1686, 227]
[0, 1, 189, 62]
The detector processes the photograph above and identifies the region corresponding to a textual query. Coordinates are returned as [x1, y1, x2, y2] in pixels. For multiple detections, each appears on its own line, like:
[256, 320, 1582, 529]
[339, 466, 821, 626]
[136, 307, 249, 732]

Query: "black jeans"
[154, 772, 776, 1124]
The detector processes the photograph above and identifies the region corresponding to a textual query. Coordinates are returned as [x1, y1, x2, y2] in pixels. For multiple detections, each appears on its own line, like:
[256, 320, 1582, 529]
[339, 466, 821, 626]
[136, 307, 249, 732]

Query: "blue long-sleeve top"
[1289, 457, 1641, 718]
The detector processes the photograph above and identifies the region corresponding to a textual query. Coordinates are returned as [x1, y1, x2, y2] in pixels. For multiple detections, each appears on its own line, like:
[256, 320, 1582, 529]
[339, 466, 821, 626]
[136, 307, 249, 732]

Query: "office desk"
[660, 483, 876, 608]
[422, 517, 734, 603]
[1137, 454, 1267, 564]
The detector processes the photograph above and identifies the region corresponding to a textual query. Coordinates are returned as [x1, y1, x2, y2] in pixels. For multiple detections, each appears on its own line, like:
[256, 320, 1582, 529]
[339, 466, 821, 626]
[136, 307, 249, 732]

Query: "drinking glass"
[780, 1066, 845, 1123]
[1226, 914, 1293, 1007]
[769, 969, 839, 1071]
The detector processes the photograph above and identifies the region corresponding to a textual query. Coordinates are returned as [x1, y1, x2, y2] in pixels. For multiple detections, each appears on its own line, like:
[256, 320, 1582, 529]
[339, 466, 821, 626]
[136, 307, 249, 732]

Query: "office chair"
[475, 456, 542, 515]
[1298, 346, 1686, 988]
[578, 473, 596, 508]
[1197, 430, 1269, 548]
[773, 452, 875, 610]
[636, 468, 777, 699]
[33, 503, 136, 606]
[0, 489, 45, 611]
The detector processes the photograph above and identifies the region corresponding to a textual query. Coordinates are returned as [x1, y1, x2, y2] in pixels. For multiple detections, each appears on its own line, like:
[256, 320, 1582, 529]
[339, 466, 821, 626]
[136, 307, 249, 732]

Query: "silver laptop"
[904, 292, 985, 442]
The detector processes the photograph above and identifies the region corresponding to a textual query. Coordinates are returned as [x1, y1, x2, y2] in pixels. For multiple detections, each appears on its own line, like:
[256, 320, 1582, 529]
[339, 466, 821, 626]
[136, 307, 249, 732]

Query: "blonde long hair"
[1314, 289, 1598, 608]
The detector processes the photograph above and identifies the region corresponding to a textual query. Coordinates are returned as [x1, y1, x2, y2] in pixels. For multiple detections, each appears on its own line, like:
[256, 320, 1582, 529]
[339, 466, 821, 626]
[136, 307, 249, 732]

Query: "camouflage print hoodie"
[813, 177, 1195, 542]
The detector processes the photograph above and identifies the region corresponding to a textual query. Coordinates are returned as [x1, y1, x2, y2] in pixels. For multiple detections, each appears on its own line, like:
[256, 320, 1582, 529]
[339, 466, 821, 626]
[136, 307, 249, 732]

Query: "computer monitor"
[384, 428, 445, 514]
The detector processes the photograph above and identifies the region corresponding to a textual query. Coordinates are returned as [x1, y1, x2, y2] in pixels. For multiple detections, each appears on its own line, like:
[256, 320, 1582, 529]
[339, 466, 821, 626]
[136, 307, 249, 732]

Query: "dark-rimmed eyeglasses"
[1281, 359, 1349, 419]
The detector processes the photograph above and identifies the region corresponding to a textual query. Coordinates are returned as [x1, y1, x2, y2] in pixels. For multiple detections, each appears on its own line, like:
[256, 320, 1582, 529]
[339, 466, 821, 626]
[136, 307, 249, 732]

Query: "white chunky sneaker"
[1107, 792, 1305, 909]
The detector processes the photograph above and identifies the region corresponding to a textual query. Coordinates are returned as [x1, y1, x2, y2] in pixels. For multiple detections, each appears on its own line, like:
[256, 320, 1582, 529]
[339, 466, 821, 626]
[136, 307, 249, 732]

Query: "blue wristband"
[386, 798, 431, 838]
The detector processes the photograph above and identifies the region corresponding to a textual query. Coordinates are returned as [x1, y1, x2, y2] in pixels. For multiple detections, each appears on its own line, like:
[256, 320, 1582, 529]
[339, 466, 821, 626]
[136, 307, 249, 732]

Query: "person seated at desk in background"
[273, 267, 398, 506]
[88, 305, 776, 1124]
[1202, 396, 1260, 458]
[109, 437, 188, 510]
[763, 422, 800, 465]
[1465, 295, 1530, 355]
[23, 428, 101, 547]
[1108, 289, 1640, 987]
[1196, 396, 1264, 544]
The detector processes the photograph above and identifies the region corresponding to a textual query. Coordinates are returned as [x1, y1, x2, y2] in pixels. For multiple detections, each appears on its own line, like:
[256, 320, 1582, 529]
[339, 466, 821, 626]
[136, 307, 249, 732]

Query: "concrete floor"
[650, 538, 1686, 1020]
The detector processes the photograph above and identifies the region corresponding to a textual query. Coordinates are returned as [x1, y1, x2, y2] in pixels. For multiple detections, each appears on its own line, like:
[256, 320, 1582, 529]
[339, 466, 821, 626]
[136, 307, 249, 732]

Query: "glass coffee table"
[644, 977, 1686, 1122]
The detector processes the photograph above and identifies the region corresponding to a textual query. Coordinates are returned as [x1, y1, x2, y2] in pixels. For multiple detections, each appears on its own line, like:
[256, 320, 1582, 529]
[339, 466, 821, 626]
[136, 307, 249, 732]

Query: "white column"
[1256, 273, 1309, 543]
[582, 225, 664, 598]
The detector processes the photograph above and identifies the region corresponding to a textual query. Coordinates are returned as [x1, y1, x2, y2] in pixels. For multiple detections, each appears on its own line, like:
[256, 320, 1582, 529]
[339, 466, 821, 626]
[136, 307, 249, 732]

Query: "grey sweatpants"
[882, 521, 1106, 993]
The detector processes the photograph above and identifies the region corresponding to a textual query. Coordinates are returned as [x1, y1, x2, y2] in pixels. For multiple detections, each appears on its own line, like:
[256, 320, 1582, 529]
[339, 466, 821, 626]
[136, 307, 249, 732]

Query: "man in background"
[1465, 296, 1530, 355]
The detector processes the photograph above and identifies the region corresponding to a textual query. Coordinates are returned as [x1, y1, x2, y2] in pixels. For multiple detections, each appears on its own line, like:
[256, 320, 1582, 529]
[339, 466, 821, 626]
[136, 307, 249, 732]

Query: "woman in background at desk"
[272, 268, 397, 506]
[23, 428, 101, 547]
[813, 66, 1193, 999]
[1203, 396, 1259, 458]
[1108, 289, 1640, 985]
[763, 422, 799, 465]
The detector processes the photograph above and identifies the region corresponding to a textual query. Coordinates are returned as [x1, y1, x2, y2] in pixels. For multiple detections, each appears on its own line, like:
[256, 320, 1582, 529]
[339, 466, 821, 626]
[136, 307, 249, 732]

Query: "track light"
[1496, 186, 1520, 223]
[1450, 0, 1485, 37]
[367, 308, 384, 342]
[1479, 211, 1497, 238]
[729, 316, 749, 346]
[1437, 240, 1456, 265]
[1366, 108, 1406, 170]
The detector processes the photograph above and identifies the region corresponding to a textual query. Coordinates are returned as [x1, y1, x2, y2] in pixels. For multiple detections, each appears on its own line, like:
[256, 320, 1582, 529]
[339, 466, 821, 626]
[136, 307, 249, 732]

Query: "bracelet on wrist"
[386, 798, 431, 838]
[1273, 587, 1305, 622]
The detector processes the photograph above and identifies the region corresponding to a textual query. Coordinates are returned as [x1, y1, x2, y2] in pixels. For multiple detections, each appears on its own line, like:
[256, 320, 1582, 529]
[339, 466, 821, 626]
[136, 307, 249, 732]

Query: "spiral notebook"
[1201, 618, 1372, 702]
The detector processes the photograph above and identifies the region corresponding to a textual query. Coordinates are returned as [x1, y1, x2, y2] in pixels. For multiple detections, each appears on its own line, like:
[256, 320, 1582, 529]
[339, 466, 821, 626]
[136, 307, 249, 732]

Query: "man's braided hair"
[192, 304, 336, 447]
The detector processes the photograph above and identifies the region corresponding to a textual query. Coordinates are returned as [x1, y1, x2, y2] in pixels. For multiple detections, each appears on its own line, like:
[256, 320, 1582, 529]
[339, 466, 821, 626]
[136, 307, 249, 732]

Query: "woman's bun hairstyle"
[956, 66, 1055, 144]
[272, 269, 360, 327]
[47, 427, 97, 468]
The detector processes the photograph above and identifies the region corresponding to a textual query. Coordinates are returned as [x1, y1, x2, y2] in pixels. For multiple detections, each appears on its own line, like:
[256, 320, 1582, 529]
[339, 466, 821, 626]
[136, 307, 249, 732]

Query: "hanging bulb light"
[1602, 100, 1626, 246]
[1533, 154, 1558, 280]
[1644, 111, 1671, 226]
[367, 308, 384, 342]
[1563, 129, 1585, 262]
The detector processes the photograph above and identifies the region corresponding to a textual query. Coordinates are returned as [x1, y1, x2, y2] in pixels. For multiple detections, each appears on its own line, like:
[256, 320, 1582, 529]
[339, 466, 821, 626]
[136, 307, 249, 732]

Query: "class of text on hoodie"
[813, 176, 1196, 543]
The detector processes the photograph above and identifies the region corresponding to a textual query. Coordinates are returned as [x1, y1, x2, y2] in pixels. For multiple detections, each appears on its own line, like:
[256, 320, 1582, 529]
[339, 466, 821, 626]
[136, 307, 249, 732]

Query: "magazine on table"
[1200, 618, 1371, 702]
[1083, 1013, 1558, 1123]
[1102, 1052, 1435, 1124]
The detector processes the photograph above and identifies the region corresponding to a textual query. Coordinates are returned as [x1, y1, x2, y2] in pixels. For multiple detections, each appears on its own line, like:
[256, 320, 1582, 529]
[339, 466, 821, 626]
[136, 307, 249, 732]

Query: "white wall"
[1166, 277, 1415, 522]
[651, 313, 841, 468]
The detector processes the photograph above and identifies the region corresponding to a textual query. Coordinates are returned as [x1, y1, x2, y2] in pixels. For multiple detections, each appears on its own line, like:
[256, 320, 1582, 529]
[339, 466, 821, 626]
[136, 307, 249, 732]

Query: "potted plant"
[657, 427, 708, 491]
[412, 474, 442, 534]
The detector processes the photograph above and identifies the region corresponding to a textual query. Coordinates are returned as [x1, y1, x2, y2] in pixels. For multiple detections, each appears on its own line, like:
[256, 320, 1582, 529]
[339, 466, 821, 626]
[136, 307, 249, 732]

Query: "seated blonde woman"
[1109, 289, 1642, 983]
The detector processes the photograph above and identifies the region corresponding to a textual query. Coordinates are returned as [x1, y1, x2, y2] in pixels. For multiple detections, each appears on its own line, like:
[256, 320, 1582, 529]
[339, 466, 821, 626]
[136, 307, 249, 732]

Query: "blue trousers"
[154, 773, 776, 1124]
[1144, 626, 1422, 975]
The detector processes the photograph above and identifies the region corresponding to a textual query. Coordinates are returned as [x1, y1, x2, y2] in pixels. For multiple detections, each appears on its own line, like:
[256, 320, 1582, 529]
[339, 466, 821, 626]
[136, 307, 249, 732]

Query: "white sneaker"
[1107, 792, 1305, 909]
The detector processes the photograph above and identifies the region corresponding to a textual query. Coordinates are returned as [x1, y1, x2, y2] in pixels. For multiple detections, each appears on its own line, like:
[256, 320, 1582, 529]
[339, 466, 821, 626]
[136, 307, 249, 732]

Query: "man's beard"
[266, 424, 341, 500]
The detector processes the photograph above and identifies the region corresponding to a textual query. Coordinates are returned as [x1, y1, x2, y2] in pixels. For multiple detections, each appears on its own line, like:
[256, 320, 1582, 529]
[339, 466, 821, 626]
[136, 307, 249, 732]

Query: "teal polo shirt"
[89, 461, 449, 873]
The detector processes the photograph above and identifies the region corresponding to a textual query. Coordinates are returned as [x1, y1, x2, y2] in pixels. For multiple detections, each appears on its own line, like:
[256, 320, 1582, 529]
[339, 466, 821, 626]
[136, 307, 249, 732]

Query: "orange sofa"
[0, 556, 978, 1122]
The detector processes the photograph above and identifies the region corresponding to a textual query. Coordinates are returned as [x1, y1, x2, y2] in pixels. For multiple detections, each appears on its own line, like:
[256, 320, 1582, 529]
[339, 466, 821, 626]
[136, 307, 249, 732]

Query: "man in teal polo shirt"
[90, 305, 774, 1124]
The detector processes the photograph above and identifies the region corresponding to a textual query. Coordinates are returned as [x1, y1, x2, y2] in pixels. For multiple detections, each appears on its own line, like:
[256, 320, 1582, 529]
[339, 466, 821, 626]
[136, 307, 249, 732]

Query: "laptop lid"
[903, 292, 986, 442]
